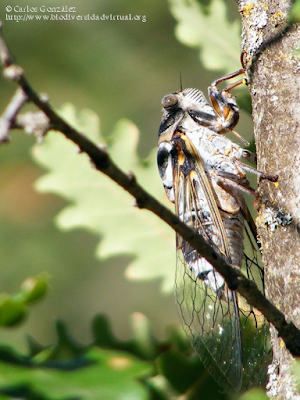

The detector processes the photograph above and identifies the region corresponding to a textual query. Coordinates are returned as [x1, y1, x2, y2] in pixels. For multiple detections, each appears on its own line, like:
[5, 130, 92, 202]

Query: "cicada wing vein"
[175, 250, 243, 392]
[238, 233, 272, 389]
[173, 139, 244, 392]
[173, 133, 271, 392]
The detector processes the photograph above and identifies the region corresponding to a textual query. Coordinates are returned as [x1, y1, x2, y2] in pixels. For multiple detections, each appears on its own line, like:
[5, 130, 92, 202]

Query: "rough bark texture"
[238, 0, 300, 398]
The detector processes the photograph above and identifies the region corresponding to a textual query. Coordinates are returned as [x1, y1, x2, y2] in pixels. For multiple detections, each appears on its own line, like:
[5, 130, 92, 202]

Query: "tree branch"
[0, 20, 300, 356]
[0, 88, 28, 142]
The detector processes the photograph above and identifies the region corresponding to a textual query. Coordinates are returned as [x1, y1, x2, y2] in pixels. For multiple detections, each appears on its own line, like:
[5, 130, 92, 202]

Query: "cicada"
[157, 69, 272, 393]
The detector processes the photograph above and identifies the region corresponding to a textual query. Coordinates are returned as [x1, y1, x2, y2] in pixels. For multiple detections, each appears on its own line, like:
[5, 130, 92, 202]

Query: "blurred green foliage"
[0, 316, 153, 400]
[0, 313, 231, 399]
[33, 105, 175, 293]
[0, 0, 188, 354]
[0, 0, 270, 398]
[289, 0, 300, 23]
[169, 0, 241, 73]
[239, 389, 269, 400]
[0, 274, 48, 327]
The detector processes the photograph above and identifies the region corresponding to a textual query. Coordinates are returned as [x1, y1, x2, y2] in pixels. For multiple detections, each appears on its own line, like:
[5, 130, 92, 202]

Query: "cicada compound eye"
[162, 94, 178, 109]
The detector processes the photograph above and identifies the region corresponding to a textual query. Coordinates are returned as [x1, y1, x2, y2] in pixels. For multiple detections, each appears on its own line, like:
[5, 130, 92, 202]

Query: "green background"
[0, 0, 255, 379]
[0, 1, 280, 398]
[0, 0, 218, 353]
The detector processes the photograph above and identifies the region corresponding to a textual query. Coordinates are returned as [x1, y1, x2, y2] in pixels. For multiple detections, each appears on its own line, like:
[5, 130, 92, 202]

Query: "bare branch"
[0, 88, 28, 142]
[14, 111, 50, 137]
[1, 20, 300, 356]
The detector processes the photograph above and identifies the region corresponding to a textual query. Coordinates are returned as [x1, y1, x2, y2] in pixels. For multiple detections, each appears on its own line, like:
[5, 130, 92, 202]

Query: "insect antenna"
[179, 72, 183, 92]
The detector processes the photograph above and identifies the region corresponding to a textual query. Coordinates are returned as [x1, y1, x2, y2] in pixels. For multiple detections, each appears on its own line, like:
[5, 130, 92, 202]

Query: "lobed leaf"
[0, 347, 151, 400]
[168, 0, 241, 73]
[32, 105, 175, 292]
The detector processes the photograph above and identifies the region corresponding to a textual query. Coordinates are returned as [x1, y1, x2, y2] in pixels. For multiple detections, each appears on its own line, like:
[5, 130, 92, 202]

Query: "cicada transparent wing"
[172, 135, 270, 393]
[173, 133, 243, 392]
[237, 229, 271, 389]
[175, 253, 243, 391]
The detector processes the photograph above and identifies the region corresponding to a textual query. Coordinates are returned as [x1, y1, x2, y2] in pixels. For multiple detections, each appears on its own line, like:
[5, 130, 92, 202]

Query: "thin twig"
[15, 111, 50, 137]
[0, 88, 28, 142]
[0, 20, 300, 356]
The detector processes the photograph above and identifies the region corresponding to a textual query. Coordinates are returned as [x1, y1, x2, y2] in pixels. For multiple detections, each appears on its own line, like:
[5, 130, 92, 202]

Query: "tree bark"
[238, 1, 300, 398]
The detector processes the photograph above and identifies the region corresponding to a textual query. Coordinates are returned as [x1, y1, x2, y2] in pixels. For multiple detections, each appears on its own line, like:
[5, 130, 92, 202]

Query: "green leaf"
[0, 275, 48, 327]
[92, 313, 158, 361]
[168, 0, 241, 73]
[293, 357, 300, 391]
[156, 350, 229, 399]
[0, 347, 152, 400]
[146, 374, 178, 400]
[32, 105, 175, 292]
[0, 295, 26, 327]
[18, 273, 49, 304]
[0, 318, 156, 399]
[289, 0, 300, 23]
[239, 388, 269, 400]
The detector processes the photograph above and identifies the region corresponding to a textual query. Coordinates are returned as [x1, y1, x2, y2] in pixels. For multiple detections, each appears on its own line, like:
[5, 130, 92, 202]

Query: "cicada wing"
[171, 133, 271, 392]
[175, 250, 243, 393]
[238, 227, 272, 389]
[173, 143, 244, 393]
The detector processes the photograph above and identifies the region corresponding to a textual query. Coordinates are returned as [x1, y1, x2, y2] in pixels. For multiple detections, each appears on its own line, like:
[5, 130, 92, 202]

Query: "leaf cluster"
[0, 312, 273, 400]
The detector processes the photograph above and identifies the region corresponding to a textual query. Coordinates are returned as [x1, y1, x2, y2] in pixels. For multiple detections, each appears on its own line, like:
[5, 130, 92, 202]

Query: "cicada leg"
[208, 68, 245, 132]
[188, 68, 249, 145]
[236, 160, 279, 183]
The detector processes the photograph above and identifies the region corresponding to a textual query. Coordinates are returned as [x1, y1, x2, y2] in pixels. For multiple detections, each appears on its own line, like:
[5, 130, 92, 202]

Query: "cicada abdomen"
[157, 77, 271, 393]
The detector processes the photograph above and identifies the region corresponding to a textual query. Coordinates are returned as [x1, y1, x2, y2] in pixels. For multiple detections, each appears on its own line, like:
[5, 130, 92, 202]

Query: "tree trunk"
[238, 1, 300, 398]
